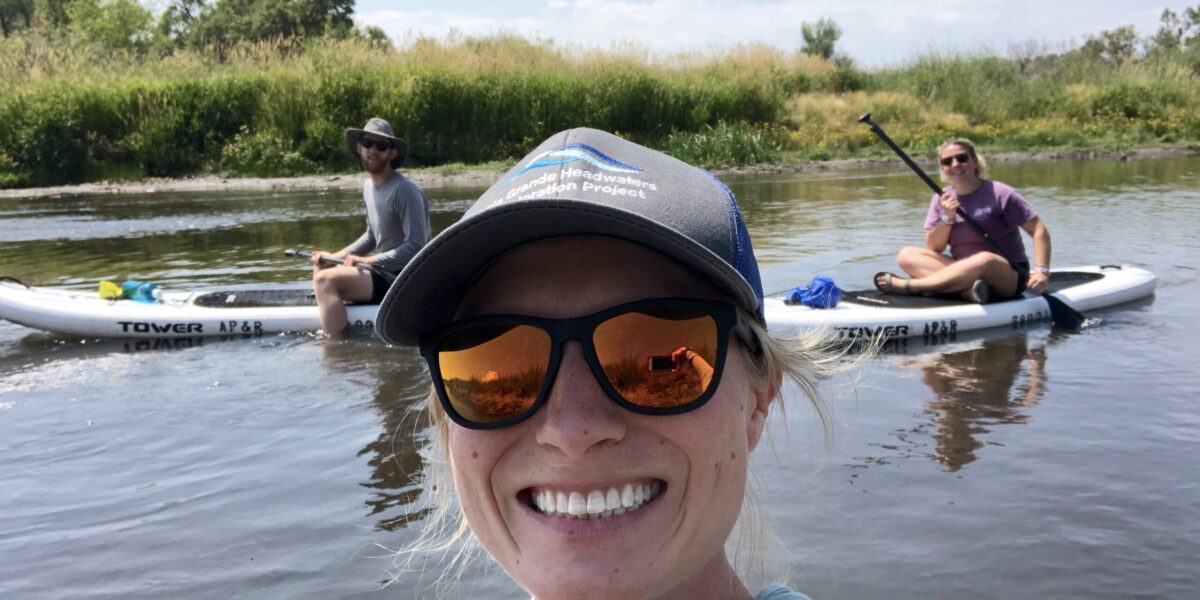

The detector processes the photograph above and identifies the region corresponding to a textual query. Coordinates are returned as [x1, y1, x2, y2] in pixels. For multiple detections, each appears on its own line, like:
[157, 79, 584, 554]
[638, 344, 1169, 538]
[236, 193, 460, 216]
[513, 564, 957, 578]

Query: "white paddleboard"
[1, 265, 1156, 340]
[0, 284, 378, 338]
[764, 265, 1155, 339]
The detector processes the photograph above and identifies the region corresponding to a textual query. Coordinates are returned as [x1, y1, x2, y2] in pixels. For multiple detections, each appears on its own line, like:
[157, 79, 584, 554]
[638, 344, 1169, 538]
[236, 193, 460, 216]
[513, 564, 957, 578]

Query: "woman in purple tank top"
[874, 138, 1054, 303]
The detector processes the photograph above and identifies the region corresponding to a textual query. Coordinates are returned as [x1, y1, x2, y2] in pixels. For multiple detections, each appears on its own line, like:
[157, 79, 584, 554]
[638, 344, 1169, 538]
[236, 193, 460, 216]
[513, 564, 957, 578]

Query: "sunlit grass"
[1, 33, 1198, 188]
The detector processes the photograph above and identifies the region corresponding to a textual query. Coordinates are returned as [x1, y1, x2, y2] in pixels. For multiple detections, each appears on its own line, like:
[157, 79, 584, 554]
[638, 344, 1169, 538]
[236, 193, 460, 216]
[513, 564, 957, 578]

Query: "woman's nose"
[533, 341, 627, 459]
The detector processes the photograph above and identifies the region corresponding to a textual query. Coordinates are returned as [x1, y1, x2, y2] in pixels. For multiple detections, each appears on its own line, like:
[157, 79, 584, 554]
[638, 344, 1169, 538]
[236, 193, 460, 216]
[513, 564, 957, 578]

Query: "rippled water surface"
[2, 157, 1198, 599]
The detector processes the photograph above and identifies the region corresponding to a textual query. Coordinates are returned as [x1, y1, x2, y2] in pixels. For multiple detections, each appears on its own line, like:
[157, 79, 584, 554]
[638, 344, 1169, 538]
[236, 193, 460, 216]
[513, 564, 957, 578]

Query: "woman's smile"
[525, 480, 665, 520]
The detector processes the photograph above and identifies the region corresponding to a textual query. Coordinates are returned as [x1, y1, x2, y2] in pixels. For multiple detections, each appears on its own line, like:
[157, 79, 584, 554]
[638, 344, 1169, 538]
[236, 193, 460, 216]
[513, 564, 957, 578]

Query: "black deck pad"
[837, 270, 1104, 309]
[192, 289, 319, 308]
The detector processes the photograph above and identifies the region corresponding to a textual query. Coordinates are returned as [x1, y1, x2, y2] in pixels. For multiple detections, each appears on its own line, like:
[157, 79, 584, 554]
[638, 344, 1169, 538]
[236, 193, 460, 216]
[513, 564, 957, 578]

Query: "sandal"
[874, 272, 913, 295]
[960, 279, 991, 304]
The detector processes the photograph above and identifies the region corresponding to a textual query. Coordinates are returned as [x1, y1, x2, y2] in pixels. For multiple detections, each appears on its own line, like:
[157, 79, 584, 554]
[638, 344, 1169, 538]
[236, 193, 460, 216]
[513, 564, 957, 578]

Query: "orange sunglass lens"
[437, 323, 551, 424]
[593, 308, 719, 409]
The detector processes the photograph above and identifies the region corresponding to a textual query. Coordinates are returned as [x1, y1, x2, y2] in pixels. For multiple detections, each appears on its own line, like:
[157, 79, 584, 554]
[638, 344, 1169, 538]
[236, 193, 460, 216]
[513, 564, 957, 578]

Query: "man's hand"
[342, 254, 376, 268]
[310, 250, 336, 270]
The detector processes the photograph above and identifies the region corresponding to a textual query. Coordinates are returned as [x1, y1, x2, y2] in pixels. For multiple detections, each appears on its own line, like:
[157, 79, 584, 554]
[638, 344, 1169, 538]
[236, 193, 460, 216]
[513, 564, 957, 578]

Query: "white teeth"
[568, 492, 587, 516]
[605, 488, 621, 511]
[531, 482, 664, 519]
[587, 490, 605, 514]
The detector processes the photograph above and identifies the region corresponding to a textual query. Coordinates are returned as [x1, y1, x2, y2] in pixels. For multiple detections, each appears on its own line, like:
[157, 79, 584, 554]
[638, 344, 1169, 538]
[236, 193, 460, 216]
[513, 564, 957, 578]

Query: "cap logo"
[505, 143, 641, 184]
[493, 142, 660, 206]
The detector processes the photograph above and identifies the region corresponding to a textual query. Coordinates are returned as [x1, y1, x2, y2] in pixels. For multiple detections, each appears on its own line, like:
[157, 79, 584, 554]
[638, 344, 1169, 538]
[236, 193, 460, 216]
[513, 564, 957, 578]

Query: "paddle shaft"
[285, 249, 397, 283]
[857, 113, 1084, 330]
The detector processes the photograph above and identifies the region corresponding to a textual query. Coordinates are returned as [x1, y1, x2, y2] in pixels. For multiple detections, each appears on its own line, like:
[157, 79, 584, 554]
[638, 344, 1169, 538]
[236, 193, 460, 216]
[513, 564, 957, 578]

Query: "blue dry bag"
[120, 280, 161, 303]
[785, 275, 843, 309]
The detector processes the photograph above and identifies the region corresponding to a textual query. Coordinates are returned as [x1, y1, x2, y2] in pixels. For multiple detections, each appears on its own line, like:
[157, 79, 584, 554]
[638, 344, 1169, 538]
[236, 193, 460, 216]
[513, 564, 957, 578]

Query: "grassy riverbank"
[1, 34, 1198, 189]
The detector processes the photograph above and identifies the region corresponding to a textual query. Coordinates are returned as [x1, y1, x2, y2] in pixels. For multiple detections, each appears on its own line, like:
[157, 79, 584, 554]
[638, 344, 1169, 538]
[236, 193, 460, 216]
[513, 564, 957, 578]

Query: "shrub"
[220, 128, 319, 177]
[663, 121, 786, 167]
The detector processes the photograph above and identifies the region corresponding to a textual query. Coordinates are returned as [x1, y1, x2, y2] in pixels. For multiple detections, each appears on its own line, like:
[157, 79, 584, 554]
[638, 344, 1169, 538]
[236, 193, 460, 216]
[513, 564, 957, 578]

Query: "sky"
[354, 0, 1195, 67]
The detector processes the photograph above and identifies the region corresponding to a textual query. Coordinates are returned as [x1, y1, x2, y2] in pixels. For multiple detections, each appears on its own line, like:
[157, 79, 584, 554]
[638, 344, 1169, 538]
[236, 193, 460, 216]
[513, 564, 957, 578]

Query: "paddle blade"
[1044, 293, 1086, 332]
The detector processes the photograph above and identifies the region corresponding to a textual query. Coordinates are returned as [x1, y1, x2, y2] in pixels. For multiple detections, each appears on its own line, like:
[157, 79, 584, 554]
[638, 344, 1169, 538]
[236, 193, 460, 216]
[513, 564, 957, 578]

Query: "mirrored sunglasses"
[419, 297, 760, 430]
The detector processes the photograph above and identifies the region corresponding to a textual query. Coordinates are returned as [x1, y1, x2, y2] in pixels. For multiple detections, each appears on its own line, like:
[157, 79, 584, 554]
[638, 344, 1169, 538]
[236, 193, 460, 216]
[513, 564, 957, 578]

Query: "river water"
[1, 157, 1197, 599]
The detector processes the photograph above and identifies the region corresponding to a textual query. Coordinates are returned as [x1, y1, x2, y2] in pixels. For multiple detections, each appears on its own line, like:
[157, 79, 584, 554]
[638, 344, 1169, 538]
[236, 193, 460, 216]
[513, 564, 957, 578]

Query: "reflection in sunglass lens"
[594, 308, 718, 409]
[940, 152, 971, 167]
[437, 323, 550, 425]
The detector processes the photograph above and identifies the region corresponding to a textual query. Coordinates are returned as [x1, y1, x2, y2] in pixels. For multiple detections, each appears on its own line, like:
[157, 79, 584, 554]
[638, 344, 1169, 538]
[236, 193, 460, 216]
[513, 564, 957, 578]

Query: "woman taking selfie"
[376, 128, 848, 599]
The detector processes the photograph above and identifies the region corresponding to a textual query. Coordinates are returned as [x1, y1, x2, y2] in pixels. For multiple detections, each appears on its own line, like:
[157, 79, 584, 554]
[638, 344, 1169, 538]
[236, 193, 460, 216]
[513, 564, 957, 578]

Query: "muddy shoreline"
[3, 146, 1195, 199]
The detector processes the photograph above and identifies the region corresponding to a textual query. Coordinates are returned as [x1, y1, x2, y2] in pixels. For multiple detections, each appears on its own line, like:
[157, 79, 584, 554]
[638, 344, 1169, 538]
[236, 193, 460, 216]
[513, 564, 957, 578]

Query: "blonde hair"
[386, 316, 867, 595]
[938, 137, 988, 181]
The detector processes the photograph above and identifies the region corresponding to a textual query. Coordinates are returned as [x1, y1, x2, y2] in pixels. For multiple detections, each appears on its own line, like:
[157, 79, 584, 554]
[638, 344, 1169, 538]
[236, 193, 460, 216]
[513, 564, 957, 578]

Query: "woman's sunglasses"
[359, 139, 393, 151]
[940, 152, 971, 167]
[419, 298, 760, 430]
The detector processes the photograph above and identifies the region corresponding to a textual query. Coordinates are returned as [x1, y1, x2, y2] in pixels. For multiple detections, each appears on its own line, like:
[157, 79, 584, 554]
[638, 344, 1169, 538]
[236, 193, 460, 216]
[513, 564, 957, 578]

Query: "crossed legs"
[890, 247, 1019, 297]
[312, 265, 375, 335]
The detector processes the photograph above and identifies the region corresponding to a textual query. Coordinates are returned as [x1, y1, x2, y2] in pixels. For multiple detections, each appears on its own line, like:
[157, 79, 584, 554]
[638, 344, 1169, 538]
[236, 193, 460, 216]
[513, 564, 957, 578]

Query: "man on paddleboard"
[309, 118, 431, 335]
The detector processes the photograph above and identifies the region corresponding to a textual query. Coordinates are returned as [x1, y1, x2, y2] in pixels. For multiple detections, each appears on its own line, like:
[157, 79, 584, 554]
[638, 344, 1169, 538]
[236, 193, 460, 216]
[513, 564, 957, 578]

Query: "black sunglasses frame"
[419, 297, 759, 430]
[940, 152, 971, 167]
[359, 138, 394, 152]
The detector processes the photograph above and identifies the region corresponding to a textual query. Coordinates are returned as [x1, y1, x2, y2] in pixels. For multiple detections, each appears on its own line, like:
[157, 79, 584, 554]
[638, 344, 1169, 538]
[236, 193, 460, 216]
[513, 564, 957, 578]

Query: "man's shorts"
[369, 270, 394, 304]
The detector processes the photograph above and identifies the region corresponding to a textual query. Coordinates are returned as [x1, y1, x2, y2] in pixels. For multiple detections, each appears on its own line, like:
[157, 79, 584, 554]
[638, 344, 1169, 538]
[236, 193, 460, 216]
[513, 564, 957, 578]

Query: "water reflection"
[901, 335, 1049, 471]
[318, 339, 433, 532]
[0, 186, 482, 288]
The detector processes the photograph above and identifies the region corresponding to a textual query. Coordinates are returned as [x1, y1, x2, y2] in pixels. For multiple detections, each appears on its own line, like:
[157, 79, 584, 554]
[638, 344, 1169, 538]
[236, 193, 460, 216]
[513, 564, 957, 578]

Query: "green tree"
[1185, 6, 1200, 48]
[35, 0, 70, 28]
[169, 0, 356, 49]
[0, 0, 34, 37]
[1150, 8, 1184, 52]
[157, 0, 202, 45]
[1080, 24, 1139, 65]
[66, 0, 153, 51]
[800, 17, 841, 60]
[362, 24, 390, 49]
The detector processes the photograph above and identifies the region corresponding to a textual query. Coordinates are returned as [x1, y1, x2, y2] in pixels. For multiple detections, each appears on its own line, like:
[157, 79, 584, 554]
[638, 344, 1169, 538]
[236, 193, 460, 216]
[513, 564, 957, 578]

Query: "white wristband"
[940, 214, 955, 225]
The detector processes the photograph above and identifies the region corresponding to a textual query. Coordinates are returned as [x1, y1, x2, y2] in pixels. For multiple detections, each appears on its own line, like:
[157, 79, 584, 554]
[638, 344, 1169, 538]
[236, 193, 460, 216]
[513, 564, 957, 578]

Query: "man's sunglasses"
[359, 139, 393, 151]
[940, 152, 971, 167]
[419, 298, 760, 430]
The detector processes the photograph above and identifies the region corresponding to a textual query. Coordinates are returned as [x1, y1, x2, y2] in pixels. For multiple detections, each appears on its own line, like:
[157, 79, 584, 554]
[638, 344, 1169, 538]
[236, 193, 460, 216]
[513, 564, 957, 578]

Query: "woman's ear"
[746, 368, 782, 451]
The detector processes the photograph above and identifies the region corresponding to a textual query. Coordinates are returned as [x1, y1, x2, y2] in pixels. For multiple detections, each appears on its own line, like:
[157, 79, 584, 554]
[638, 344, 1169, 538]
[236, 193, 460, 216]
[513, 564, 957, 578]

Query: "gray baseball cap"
[375, 127, 764, 346]
[345, 117, 409, 168]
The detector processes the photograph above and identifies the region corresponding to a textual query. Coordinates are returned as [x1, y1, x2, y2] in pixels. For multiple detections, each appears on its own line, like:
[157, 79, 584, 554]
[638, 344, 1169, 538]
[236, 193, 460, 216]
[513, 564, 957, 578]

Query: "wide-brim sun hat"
[345, 117, 409, 169]
[375, 127, 765, 347]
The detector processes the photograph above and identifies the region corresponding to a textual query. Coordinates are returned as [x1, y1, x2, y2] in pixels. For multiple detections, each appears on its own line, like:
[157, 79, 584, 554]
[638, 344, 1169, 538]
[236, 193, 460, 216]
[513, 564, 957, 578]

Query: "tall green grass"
[1, 34, 1198, 188]
[783, 52, 1200, 160]
[0, 36, 806, 186]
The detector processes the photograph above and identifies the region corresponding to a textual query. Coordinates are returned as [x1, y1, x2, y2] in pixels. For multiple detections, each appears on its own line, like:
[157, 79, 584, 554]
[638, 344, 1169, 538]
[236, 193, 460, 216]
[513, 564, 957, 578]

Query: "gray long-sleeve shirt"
[340, 171, 431, 274]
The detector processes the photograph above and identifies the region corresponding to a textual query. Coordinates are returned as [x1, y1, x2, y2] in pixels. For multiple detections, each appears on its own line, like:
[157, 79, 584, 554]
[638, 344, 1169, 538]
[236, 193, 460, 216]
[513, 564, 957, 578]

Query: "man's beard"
[361, 154, 389, 174]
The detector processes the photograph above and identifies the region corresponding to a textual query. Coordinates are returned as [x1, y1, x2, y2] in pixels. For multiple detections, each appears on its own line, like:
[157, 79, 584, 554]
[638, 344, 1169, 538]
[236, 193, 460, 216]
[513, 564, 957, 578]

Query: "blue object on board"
[786, 275, 843, 309]
[121, 280, 161, 303]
